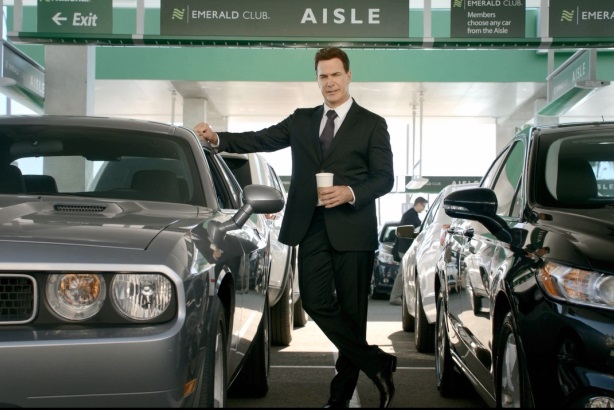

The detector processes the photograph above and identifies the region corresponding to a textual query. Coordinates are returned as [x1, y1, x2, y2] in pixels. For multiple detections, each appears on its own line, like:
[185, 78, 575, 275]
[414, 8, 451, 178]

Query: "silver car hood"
[0, 196, 200, 250]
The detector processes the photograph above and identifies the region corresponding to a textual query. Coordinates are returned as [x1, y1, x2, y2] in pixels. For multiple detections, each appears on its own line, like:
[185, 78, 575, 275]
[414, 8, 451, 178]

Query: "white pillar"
[43, 45, 96, 190]
[182, 97, 227, 131]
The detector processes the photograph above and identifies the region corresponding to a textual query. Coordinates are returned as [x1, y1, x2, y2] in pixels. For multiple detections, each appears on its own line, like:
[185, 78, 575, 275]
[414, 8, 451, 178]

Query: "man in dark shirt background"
[389, 196, 428, 305]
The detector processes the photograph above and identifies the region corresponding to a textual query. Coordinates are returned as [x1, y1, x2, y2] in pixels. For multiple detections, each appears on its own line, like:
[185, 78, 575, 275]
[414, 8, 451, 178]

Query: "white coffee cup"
[316, 172, 334, 205]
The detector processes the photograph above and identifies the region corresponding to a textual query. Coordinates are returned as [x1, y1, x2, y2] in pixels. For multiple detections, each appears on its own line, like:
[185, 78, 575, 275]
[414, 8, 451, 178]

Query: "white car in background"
[220, 152, 307, 346]
[398, 182, 478, 353]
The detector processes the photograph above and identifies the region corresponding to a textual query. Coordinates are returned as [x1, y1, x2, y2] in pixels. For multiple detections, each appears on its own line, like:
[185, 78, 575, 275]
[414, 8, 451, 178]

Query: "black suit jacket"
[217, 99, 394, 251]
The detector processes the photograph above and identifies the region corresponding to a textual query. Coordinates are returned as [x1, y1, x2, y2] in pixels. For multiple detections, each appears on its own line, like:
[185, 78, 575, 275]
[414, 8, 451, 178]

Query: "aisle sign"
[549, 0, 614, 37]
[37, 0, 112, 34]
[404, 176, 481, 193]
[550, 49, 591, 101]
[450, 0, 525, 38]
[1, 42, 44, 108]
[160, 0, 409, 38]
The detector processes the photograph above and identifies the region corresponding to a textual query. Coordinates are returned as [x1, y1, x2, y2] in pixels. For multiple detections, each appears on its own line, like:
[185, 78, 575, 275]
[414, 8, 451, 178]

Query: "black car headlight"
[45, 273, 174, 321]
[537, 262, 614, 310]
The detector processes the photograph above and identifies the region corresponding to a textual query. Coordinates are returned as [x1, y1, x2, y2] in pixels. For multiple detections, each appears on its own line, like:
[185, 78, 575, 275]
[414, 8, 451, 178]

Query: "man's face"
[317, 57, 351, 109]
[417, 202, 427, 213]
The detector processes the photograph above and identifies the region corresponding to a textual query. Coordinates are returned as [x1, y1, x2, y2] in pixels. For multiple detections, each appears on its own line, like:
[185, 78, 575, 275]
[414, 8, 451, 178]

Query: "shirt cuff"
[348, 186, 356, 205]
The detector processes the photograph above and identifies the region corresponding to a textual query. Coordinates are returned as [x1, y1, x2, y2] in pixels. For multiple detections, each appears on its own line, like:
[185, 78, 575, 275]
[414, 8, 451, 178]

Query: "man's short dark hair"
[414, 196, 428, 206]
[315, 47, 350, 73]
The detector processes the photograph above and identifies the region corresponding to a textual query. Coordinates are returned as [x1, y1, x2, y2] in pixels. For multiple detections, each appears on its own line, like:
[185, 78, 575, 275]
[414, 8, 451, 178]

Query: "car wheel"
[470, 286, 482, 315]
[401, 288, 415, 332]
[370, 275, 384, 300]
[415, 286, 435, 353]
[435, 286, 458, 398]
[293, 295, 309, 327]
[271, 264, 294, 346]
[228, 298, 270, 398]
[497, 312, 531, 407]
[195, 297, 227, 408]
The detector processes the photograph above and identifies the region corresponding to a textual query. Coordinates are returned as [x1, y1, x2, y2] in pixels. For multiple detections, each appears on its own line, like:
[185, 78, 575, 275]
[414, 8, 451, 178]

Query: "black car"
[371, 222, 400, 299]
[435, 121, 614, 407]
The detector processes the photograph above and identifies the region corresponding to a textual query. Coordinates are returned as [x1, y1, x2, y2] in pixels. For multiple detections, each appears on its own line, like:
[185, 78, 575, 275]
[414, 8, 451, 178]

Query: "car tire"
[415, 286, 435, 353]
[293, 295, 309, 327]
[271, 264, 294, 346]
[435, 286, 459, 398]
[228, 298, 270, 398]
[369, 275, 385, 300]
[470, 286, 482, 315]
[496, 312, 532, 407]
[195, 297, 227, 408]
[401, 288, 415, 332]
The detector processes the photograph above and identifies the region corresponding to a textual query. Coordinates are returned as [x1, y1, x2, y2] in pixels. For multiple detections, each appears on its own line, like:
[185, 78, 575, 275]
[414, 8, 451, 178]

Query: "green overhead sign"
[450, 0, 526, 38]
[37, 0, 112, 34]
[538, 49, 610, 116]
[549, 0, 614, 38]
[159, 0, 409, 38]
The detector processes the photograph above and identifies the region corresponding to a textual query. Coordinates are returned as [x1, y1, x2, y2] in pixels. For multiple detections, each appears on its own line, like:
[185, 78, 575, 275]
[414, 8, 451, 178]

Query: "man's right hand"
[193, 122, 219, 146]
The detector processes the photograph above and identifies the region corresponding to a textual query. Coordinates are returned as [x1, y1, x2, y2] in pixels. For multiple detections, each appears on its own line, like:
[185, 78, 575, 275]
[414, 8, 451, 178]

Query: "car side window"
[204, 151, 243, 210]
[423, 192, 442, 227]
[267, 164, 283, 193]
[491, 140, 525, 217]
[481, 145, 510, 189]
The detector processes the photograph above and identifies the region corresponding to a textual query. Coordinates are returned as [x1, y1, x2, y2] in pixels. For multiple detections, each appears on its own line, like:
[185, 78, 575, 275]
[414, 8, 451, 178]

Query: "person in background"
[389, 196, 428, 305]
[193, 47, 397, 408]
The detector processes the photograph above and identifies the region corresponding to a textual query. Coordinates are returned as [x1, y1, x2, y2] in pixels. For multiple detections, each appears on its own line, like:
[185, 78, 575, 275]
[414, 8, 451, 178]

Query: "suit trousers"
[298, 207, 388, 401]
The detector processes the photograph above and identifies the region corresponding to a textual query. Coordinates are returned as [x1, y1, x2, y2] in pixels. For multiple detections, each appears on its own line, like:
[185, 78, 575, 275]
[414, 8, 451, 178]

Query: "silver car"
[220, 152, 307, 346]
[398, 183, 477, 353]
[0, 115, 284, 407]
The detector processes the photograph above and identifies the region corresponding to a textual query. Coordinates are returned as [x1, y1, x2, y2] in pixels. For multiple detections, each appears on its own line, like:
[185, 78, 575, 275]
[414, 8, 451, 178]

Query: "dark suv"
[435, 121, 614, 407]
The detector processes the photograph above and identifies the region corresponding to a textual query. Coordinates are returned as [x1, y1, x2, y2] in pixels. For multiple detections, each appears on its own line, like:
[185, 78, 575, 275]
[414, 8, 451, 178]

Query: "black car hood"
[530, 207, 614, 274]
[0, 196, 199, 250]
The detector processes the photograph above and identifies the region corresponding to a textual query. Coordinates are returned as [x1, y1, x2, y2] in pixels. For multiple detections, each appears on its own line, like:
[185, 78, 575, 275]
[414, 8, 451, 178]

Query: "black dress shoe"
[371, 355, 397, 408]
[322, 399, 350, 408]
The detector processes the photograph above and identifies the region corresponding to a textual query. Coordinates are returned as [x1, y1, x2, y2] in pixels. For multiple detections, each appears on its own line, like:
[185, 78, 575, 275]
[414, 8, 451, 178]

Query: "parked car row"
[397, 121, 614, 408]
[398, 182, 477, 353]
[0, 115, 293, 407]
[371, 221, 401, 299]
[220, 152, 308, 346]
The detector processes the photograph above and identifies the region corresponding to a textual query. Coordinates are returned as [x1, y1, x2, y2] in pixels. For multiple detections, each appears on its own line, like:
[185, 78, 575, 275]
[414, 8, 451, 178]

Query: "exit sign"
[37, 0, 112, 34]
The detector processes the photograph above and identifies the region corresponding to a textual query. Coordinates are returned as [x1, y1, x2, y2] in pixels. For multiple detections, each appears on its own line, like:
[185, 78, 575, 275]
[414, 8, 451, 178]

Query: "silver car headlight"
[111, 274, 173, 320]
[537, 262, 614, 310]
[46, 273, 106, 320]
[378, 251, 398, 266]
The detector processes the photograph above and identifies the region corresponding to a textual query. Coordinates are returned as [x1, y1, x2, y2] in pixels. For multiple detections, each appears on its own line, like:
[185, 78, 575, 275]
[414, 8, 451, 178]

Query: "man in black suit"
[194, 47, 396, 408]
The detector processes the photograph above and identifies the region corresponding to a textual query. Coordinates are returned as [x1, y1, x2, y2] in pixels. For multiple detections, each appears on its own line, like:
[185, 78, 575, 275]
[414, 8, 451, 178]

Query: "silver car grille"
[0, 274, 37, 324]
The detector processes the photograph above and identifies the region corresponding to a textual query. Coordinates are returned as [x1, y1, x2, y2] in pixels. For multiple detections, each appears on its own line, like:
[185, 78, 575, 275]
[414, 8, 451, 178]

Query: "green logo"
[171, 8, 185, 20]
[453, 0, 463, 7]
[560, 9, 574, 22]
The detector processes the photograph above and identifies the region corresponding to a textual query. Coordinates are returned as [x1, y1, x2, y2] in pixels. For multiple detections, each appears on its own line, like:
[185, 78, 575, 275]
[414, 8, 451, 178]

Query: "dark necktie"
[320, 110, 338, 157]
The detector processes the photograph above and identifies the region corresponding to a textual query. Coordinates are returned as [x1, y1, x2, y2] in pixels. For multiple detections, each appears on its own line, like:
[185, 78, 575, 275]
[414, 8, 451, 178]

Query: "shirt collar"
[323, 97, 353, 122]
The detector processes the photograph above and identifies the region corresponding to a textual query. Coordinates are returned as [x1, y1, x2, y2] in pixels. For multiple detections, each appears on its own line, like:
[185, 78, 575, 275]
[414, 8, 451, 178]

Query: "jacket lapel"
[312, 106, 324, 162]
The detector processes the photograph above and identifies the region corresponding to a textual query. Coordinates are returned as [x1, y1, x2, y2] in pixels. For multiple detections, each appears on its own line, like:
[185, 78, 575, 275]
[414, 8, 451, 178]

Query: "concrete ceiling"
[93, 78, 614, 130]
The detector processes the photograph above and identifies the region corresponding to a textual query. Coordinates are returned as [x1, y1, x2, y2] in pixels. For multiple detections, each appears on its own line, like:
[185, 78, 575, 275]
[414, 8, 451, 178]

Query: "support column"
[45, 45, 95, 115]
[182, 97, 227, 132]
[43, 45, 95, 190]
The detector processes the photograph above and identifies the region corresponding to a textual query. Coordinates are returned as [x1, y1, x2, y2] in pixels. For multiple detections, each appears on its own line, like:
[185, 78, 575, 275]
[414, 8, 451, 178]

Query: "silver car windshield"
[2, 125, 204, 205]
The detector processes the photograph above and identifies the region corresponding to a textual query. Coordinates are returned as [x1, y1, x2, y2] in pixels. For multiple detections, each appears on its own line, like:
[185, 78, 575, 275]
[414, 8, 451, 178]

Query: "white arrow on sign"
[52, 12, 67, 26]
